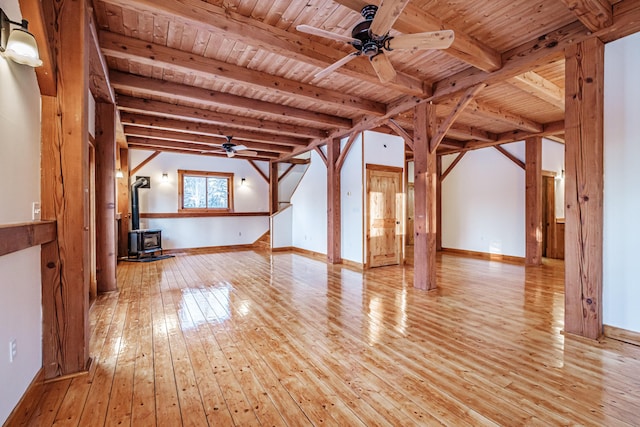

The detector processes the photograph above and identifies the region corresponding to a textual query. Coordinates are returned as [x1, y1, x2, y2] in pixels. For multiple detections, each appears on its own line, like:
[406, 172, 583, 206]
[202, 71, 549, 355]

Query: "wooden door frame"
[542, 170, 559, 259]
[88, 138, 97, 302]
[365, 164, 404, 268]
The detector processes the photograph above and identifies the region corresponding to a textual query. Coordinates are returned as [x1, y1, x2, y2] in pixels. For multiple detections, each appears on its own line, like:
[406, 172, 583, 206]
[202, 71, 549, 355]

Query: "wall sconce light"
[161, 173, 169, 182]
[241, 177, 246, 186]
[0, 9, 43, 67]
[115, 169, 124, 179]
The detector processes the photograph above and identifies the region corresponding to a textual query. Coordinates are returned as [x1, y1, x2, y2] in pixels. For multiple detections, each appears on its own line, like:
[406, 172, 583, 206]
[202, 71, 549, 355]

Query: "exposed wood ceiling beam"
[463, 100, 543, 133]
[87, 11, 127, 147]
[18, 0, 56, 96]
[314, 147, 328, 167]
[386, 119, 414, 151]
[443, 124, 497, 143]
[460, 120, 565, 153]
[509, 71, 565, 110]
[332, 0, 502, 72]
[440, 152, 466, 181]
[122, 127, 294, 154]
[247, 160, 269, 183]
[335, 131, 361, 173]
[392, 116, 498, 143]
[494, 145, 525, 170]
[120, 113, 311, 147]
[127, 137, 280, 159]
[117, 96, 327, 139]
[431, 83, 487, 152]
[439, 140, 467, 150]
[127, 143, 273, 162]
[109, 71, 352, 129]
[432, 1, 640, 104]
[546, 134, 566, 144]
[99, 0, 425, 95]
[130, 151, 161, 176]
[559, 0, 613, 32]
[88, 12, 115, 104]
[100, 31, 386, 117]
[314, 12, 595, 148]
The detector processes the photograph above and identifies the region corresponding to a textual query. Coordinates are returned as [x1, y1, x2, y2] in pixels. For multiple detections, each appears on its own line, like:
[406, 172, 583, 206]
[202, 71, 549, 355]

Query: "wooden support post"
[436, 156, 442, 251]
[525, 136, 543, 266]
[269, 161, 279, 214]
[564, 38, 604, 340]
[413, 103, 438, 290]
[327, 138, 341, 264]
[40, 0, 90, 379]
[95, 102, 117, 292]
[117, 147, 129, 258]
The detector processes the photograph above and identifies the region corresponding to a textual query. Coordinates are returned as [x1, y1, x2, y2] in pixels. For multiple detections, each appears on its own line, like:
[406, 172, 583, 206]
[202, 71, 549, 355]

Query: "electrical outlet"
[32, 202, 41, 221]
[9, 339, 17, 363]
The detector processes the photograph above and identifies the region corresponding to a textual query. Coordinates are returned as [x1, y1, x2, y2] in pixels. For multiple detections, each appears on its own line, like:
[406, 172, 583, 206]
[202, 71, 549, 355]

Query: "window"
[178, 170, 234, 212]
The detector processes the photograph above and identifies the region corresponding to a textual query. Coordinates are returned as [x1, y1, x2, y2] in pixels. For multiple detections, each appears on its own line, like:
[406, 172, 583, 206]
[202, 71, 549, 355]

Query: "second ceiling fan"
[297, 0, 455, 83]
[215, 136, 257, 158]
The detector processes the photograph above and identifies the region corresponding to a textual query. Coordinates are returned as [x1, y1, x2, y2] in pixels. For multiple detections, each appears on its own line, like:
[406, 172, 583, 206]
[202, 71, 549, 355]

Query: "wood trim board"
[0, 221, 56, 257]
[604, 325, 640, 347]
[140, 212, 269, 218]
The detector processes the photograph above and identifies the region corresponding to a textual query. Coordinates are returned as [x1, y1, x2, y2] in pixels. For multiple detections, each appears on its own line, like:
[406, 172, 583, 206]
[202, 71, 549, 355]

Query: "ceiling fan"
[297, 0, 454, 83]
[213, 136, 257, 158]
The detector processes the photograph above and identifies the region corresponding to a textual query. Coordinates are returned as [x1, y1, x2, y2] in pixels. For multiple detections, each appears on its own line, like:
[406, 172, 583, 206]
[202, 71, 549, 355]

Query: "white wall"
[0, 0, 43, 421]
[603, 32, 640, 333]
[442, 144, 526, 257]
[271, 205, 292, 248]
[341, 134, 364, 263]
[291, 150, 327, 253]
[363, 131, 405, 168]
[129, 150, 269, 249]
[441, 140, 564, 257]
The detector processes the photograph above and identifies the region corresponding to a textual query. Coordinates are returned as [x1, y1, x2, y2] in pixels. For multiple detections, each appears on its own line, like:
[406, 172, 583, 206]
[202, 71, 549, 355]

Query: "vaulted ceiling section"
[88, 0, 635, 160]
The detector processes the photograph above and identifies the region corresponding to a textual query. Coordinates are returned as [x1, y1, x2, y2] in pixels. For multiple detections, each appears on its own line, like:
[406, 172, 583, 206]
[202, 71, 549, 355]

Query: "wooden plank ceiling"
[89, 0, 621, 160]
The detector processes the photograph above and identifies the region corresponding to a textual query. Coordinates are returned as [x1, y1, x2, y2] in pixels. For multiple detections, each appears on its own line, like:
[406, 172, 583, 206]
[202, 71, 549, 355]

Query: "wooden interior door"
[367, 165, 403, 268]
[406, 183, 414, 245]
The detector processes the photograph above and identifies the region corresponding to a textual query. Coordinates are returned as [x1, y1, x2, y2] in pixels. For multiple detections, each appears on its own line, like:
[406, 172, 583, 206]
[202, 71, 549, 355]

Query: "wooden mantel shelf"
[0, 221, 57, 257]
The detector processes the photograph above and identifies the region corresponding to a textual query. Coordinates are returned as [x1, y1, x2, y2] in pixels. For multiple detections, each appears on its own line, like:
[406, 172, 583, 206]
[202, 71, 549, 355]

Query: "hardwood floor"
[23, 250, 640, 426]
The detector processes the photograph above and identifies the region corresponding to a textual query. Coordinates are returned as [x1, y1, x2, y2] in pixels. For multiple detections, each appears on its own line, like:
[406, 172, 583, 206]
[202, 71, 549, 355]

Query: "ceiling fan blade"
[236, 150, 258, 157]
[296, 24, 357, 44]
[314, 52, 360, 79]
[370, 0, 412, 36]
[202, 149, 225, 155]
[387, 30, 455, 51]
[233, 144, 249, 151]
[370, 53, 397, 83]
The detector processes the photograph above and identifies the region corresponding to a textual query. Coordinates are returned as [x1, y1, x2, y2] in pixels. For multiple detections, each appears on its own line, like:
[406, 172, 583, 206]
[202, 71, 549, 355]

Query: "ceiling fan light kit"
[297, 1, 454, 83]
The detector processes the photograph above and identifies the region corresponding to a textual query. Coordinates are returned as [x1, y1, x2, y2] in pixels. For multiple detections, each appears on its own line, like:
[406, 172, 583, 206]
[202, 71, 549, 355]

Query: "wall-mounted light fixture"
[115, 169, 124, 179]
[162, 173, 169, 182]
[0, 8, 42, 67]
[241, 177, 246, 186]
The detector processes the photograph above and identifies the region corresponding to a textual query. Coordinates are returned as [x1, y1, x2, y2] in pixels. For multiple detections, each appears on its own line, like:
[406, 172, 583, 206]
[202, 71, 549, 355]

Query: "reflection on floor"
[26, 249, 640, 426]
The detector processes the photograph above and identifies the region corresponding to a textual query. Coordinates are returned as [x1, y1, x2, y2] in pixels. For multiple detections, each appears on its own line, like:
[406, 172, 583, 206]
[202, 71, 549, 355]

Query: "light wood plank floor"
[23, 250, 640, 426]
